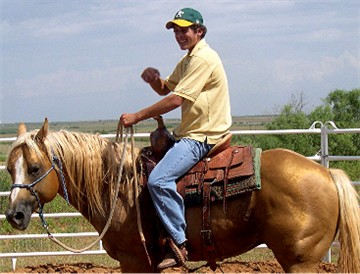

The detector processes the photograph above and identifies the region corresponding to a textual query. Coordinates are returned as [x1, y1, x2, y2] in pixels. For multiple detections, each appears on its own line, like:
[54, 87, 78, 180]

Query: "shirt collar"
[188, 39, 207, 57]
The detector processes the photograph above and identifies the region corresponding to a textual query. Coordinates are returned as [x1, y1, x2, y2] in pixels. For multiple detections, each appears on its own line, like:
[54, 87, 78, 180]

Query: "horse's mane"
[8, 129, 140, 218]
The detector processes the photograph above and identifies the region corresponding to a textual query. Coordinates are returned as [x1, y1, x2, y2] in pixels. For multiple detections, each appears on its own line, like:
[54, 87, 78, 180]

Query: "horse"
[5, 118, 360, 273]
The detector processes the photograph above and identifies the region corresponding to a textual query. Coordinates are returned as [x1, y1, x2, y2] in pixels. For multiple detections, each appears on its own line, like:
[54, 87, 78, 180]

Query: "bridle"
[11, 148, 69, 230]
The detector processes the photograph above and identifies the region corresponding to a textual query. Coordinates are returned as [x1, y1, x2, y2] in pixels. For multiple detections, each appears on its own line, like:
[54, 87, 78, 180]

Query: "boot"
[157, 238, 188, 270]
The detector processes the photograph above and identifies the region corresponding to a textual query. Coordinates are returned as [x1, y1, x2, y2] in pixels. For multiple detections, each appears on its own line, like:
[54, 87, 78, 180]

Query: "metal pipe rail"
[0, 121, 359, 270]
[1, 250, 107, 259]
[0, 232, 100, 240]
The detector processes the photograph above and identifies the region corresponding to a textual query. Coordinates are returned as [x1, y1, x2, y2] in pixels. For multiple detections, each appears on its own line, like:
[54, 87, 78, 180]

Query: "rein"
[116, 123, 152, 266]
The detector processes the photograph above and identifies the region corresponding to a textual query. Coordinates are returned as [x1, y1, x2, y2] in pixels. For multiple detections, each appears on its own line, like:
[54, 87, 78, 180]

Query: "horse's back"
[258, 148, 339, 231]
[259, 148, 338, 197]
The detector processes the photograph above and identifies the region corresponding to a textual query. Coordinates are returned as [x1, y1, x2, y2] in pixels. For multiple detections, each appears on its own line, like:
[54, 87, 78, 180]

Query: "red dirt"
[12, 260, 338, 273]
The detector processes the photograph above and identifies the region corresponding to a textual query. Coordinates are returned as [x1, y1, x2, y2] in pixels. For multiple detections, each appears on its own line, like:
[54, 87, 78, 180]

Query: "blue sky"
[1, 0, 359, 123]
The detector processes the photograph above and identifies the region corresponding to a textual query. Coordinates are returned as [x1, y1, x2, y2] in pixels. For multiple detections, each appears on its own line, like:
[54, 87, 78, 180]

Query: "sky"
[1, 0, 359, 123]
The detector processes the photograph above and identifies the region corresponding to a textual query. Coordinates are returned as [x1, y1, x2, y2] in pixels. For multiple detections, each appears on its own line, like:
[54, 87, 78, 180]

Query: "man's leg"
[147, 138, 211, 267]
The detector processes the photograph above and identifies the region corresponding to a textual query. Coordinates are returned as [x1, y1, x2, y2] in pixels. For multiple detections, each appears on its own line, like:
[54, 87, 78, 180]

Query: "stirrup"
[167, 237, 188, 266]
[157, 238, 188, 270]
[157, 252, 177, 270]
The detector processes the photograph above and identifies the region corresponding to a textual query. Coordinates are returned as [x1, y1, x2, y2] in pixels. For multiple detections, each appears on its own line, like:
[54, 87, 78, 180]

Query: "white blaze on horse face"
[10, 155, 25, 203]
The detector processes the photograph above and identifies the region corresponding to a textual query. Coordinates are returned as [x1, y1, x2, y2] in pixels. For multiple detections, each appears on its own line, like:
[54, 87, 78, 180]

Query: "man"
[120, 7, 232, 269]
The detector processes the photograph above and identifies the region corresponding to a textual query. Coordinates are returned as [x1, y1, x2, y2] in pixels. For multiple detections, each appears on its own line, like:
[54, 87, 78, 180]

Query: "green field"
[0, 115, 273, 136]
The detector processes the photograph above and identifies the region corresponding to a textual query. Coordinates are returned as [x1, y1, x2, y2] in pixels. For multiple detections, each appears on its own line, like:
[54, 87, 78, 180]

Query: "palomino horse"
[5, 119, 360, 273]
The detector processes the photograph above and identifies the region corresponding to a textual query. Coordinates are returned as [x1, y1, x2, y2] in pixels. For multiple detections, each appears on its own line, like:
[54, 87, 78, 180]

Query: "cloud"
[29, 15, 104, 37]
[12, 66, 138, 99]
[300, 28, 344, 43]
[1, 1, 175, 42]
[272, 51, 358, 85]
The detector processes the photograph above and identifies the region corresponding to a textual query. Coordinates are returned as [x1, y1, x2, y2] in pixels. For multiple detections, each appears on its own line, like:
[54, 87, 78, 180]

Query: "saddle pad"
[184, 148, 262, 207]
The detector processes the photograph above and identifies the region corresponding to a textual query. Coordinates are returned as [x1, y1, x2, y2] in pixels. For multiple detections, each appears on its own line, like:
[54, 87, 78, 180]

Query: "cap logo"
[175, 10, 184, 18]
[166, 8, 203, 29]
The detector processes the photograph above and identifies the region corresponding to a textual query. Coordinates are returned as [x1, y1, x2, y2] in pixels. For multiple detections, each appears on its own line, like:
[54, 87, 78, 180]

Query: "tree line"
[232, 88, 360, 181]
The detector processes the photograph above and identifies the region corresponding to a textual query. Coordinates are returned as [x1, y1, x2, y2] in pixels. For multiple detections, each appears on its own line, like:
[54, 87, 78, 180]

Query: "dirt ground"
[12, 260, 338, 273]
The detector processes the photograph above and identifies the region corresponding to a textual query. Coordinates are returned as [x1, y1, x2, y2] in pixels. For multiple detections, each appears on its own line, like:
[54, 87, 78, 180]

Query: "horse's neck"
[54, 136, 139, 221]
[52, 137, 157, 272]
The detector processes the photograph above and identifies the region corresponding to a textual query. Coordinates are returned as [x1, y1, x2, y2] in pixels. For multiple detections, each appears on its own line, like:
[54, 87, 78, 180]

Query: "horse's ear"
[35, 118, 49, 143]
[17, 123, 27, 137]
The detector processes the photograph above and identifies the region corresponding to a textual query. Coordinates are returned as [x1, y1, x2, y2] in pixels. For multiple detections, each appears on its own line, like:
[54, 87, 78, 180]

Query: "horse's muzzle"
[5, 202, 33, 230]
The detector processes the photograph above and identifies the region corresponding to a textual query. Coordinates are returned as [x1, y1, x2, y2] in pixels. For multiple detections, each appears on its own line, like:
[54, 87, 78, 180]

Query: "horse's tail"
[330, 168, 360, 273]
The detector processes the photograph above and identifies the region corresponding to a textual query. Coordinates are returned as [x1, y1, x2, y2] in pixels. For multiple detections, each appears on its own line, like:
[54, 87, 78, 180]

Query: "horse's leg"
[266, 204, 336, 273]
[271, 231, 333, 273]
[257, 149, 339, 273]
[259, 208, 335, 273]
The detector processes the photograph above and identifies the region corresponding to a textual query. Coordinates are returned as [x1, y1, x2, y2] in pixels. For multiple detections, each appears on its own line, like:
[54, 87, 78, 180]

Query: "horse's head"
[5, 118, 60, 230]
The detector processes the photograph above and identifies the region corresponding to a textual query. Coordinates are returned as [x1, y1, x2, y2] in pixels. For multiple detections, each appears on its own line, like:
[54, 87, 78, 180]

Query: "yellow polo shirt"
[165, 39, 232, 144]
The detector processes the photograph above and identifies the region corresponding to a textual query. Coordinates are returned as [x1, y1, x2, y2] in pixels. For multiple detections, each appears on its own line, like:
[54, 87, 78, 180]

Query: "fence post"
[320, 123, 329, 168]
[321, 121, 338, 263]
[11, 258, 17, 271]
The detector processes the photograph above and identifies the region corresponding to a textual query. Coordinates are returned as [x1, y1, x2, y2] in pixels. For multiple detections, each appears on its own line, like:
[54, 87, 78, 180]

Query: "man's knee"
[147, 173, 158, 191]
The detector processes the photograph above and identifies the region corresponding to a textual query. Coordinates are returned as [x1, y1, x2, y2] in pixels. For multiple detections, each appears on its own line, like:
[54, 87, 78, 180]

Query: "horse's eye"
[28, 165, 40, 175]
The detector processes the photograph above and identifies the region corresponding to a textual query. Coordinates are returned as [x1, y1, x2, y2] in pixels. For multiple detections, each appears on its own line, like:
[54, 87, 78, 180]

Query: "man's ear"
[35, 117, 49, 143]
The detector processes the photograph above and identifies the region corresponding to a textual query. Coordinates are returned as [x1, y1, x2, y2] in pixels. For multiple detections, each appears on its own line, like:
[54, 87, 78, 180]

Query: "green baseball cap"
[166, 8, 203, 29]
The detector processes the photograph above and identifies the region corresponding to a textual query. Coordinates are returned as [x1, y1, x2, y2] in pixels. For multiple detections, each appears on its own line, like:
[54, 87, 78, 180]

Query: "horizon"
[0, 113, 279, 126]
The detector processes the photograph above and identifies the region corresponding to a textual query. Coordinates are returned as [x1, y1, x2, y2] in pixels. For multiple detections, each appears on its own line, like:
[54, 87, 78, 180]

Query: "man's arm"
[149, 77, 171, 96]
[120, 94, 183, 127]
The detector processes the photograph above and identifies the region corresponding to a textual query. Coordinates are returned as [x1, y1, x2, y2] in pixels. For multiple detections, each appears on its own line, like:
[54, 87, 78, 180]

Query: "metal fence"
[1, 121, 359, 270]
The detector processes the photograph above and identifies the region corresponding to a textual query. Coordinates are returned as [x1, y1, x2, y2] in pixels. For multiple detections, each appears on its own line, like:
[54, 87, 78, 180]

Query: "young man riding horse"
[120, 8, 232, 269]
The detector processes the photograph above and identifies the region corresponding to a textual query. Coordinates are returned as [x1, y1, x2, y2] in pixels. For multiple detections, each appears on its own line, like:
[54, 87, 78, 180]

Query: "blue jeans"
[147, 138, 212, 245]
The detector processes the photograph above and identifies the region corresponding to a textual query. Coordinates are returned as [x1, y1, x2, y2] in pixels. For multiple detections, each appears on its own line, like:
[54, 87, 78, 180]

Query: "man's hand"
[141, 67, 160, 83]
[120, 113, 139, 127]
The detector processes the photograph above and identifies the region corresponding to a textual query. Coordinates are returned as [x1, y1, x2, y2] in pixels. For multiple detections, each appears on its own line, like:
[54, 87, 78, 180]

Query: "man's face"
[173, 25, 203, 51]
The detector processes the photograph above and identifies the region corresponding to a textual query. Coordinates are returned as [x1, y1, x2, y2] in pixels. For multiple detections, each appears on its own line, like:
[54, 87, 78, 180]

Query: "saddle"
[140, 116, 261, 270]
[140, 116, 259, 201]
